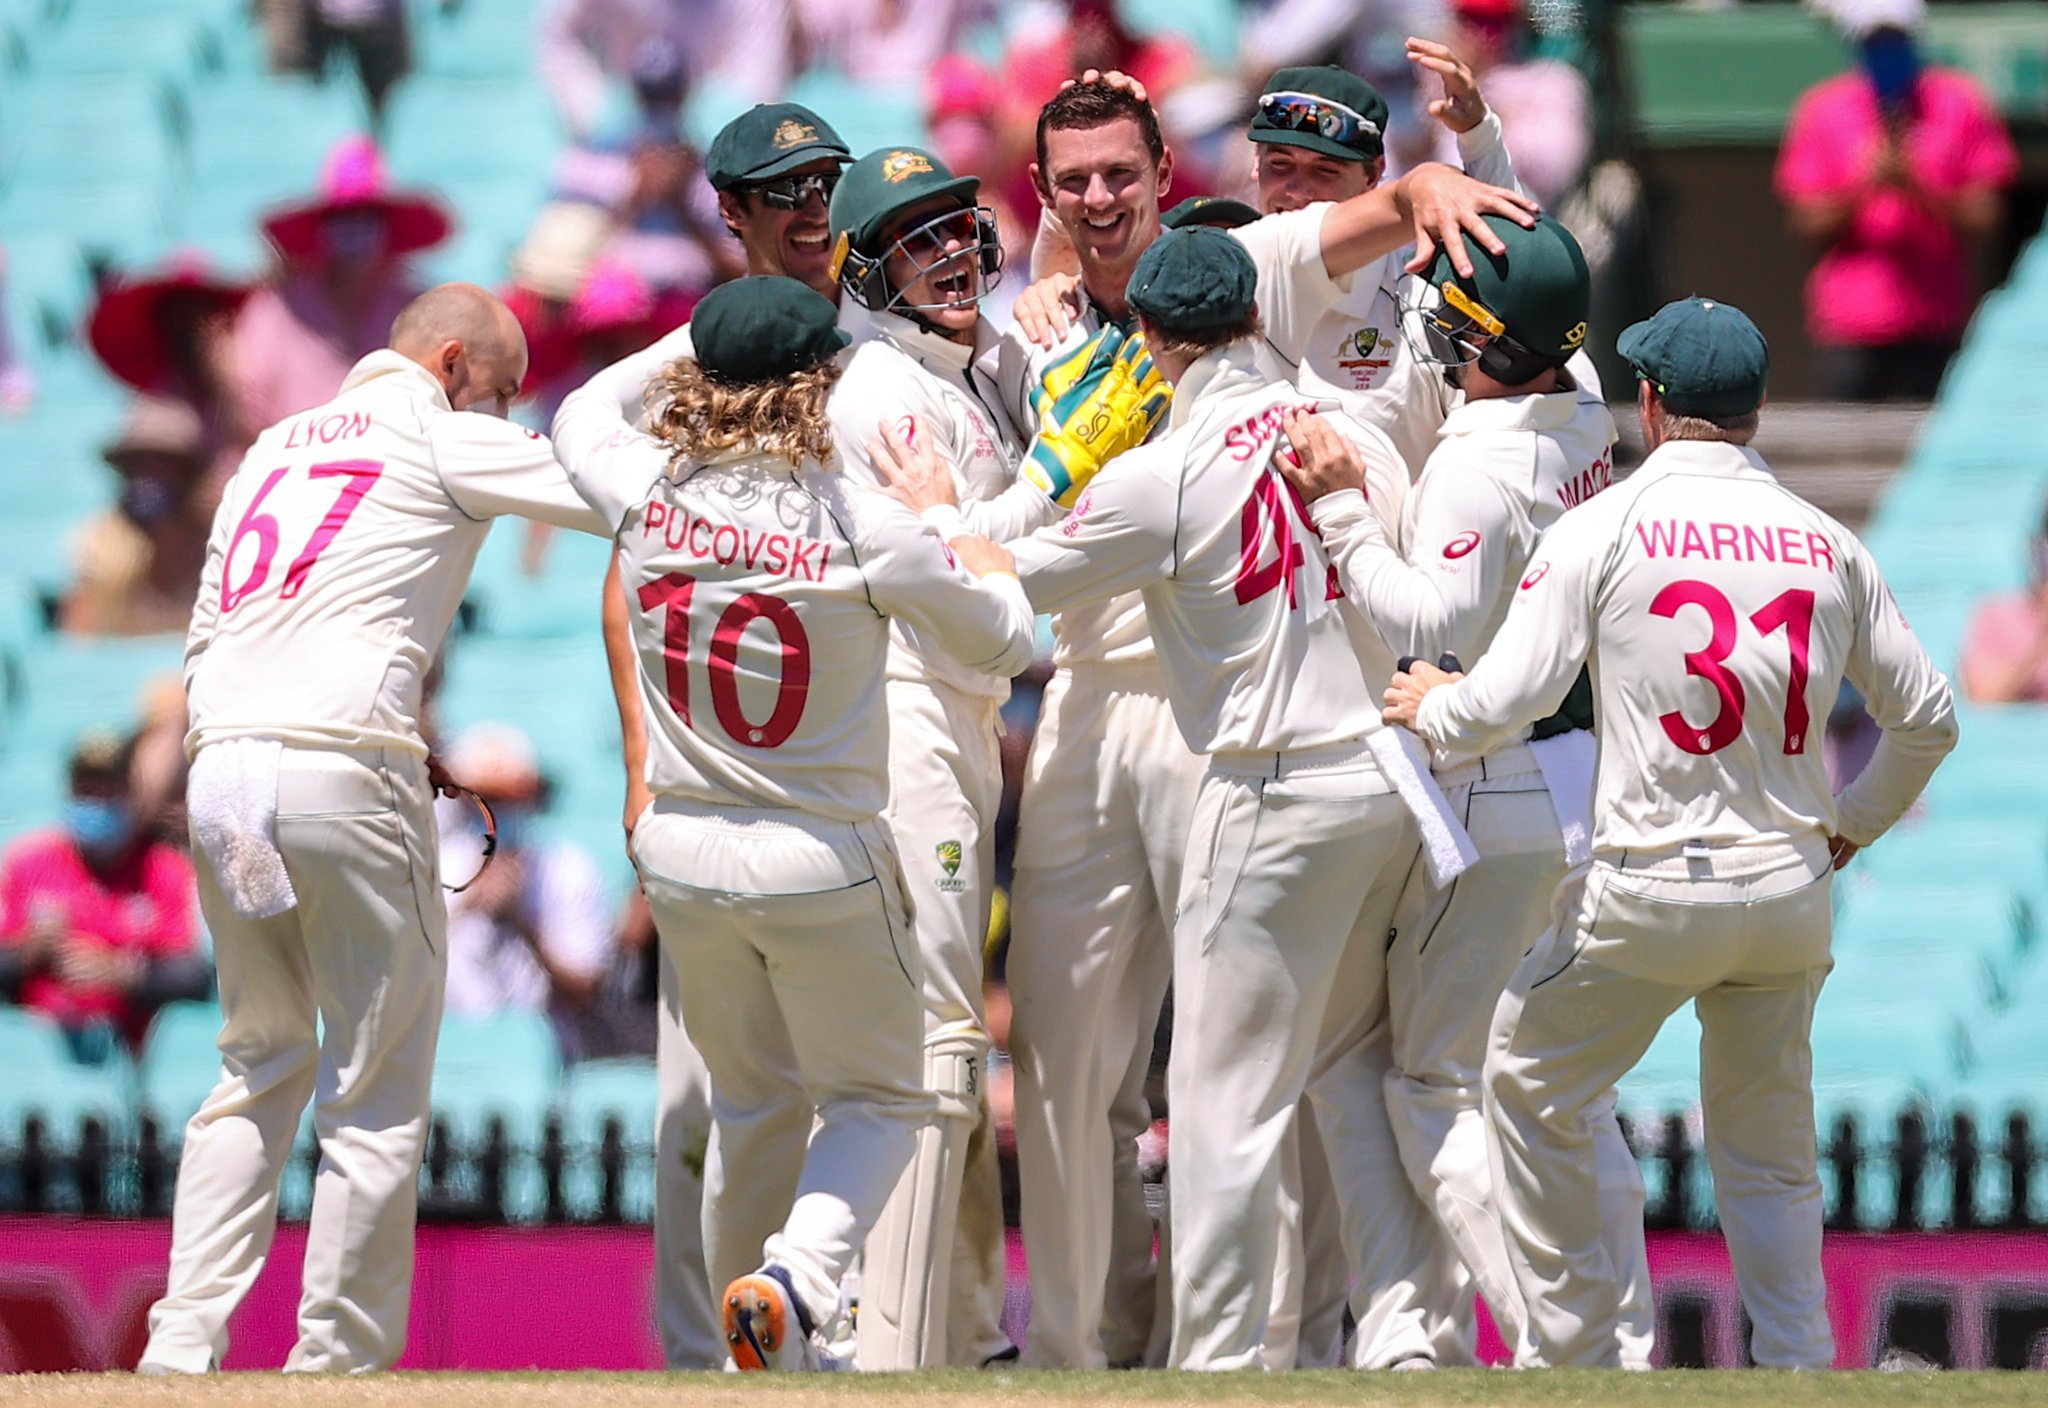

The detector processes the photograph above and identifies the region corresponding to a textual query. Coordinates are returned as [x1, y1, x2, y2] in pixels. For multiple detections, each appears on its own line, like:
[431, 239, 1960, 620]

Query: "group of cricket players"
[136, 45, 1958, 1380]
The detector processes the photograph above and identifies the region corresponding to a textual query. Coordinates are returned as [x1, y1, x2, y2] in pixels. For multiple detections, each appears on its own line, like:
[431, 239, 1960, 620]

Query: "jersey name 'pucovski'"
[552, 377, 1036, 824]
[1413, 439, 1957, 853]
[1009, 342, 1405, 756]
[185, 351, 607, 757]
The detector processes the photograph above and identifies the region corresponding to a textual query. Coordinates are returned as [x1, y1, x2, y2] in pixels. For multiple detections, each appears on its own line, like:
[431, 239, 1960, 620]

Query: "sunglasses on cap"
[744, 170, 839, 210]
[1257, 90, 1381, 148]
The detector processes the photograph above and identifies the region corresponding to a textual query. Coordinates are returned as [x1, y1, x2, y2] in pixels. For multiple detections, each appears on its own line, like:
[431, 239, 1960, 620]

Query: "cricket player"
[919, 217, 1518, 1371]
[594, 101, 853, 1369]
[822, 144, 1033, 1371]
[553, 275, 1037, 1371]
[1278, 212, 1653, 1366]
[140, 284, 609, 1374]
[1383, 297, 1958, 1368]
[1019, 50, 1551, 480]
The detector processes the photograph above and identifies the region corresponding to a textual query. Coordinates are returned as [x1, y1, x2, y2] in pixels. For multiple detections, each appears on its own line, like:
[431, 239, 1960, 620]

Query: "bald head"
[390, 282, 528, 415]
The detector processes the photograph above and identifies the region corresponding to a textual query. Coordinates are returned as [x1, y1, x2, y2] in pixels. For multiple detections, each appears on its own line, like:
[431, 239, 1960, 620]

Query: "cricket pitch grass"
[2, 1370, 2045, 1408]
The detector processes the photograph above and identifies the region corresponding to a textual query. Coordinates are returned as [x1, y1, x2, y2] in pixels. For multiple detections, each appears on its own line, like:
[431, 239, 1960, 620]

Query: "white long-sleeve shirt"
[185, 352, 608, 758]
[830, 308, 1045, 698]
[1230, 114, 1536, 478]
[1010, 341, 1407, 756]
[1411, 438, 1958, 854]
[552, 363, 1035, 823]
[1311, 382, 1614, 706]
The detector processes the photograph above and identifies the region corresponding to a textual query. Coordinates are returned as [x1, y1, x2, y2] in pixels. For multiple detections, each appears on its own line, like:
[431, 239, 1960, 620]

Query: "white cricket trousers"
[1381, 748, 1652, 1367]
[870, 676, 1009, 1366]
[633, 799, 932, 1331]
[1166, 743, 1438, 1371]
[1487, 837, 1837, 1370]
[1007, 660, 1197, 1369]
[143, 746, 445, 1374]
[653, 945, 720, 1368]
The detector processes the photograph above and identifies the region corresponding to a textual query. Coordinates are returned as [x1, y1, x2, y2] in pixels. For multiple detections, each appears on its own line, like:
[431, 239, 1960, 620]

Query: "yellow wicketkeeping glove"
[1021, 326, 1172, 509]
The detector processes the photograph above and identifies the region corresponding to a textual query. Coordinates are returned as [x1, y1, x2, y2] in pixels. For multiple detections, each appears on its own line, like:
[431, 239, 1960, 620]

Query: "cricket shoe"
[724, 1265, 821, 1371]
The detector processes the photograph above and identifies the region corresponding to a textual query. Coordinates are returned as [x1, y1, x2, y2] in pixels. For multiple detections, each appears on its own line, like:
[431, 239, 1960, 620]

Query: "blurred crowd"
[0, 0, 2027, 1077]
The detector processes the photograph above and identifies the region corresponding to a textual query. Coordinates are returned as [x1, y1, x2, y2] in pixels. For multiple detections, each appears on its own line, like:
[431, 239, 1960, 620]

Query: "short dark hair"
[1136, 308, 1263, 367]
[1035, 81, 1165, 177]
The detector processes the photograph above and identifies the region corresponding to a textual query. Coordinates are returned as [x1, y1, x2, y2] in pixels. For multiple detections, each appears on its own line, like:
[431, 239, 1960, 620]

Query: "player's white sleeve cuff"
[1307, 487, 1370, 530]
[1455, 110, 1506, 164]
[922, 504, 969, 540]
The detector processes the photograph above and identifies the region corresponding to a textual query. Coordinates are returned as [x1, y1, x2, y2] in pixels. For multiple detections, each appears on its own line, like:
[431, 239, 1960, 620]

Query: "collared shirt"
[1413, 439, 1958, 854]
[1009, 342, 1408, 755]
[186, 352, 609, 757]
[1776, 68, 2018, 346]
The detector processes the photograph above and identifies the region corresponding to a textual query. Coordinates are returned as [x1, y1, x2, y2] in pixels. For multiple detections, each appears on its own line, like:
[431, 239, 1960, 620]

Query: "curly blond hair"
[646, 358, 842, 471]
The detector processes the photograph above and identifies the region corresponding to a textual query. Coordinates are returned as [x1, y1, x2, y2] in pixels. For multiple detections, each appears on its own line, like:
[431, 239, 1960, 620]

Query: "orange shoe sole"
[724, 1274, 790, 1370]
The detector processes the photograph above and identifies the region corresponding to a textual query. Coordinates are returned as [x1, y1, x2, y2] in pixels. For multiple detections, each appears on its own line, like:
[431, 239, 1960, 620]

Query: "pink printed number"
[1234, 475, 1305, 607]
[1651, 579, 1816, 756]
[638, 572, 812, 748]
[220, 458, 384, 612]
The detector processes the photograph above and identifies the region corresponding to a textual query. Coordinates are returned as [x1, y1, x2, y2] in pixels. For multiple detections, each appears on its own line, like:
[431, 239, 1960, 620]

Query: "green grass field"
[4, 1370, 2045, 1408]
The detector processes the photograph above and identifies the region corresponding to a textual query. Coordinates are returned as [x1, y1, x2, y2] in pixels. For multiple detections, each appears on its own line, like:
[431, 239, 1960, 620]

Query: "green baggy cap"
[1248, 66, 1389, 162]
[1126, 227, 1257, 334]
[706, 103, 851, 190]
[1618, 297, 1770, 418]
[690, 275, 849, 384]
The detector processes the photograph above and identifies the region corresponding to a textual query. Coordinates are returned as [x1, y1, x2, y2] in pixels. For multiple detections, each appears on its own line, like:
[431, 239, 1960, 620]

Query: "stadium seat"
[382, 78, 562, 187]
[0, 1006, 133, 1144]
[431, 1009, 560, 1145]
[0, 78, 179, 188]
[8, 635, 187, 757]
[27, 11, 212, 82]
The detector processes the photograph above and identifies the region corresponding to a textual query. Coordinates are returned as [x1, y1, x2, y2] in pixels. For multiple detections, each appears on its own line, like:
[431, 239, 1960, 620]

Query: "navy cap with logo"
[1617, 297, 1770, 419]
[1249, 66, 1390, 163]
[689, 275, 850, 385]
[1126, 227, 1258, 334]
[706, 103, 852, 190]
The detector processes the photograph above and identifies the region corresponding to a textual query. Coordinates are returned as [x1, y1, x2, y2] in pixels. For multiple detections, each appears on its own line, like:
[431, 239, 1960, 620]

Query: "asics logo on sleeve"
[1443, 531, 1481, 560]
[1520, 562, 1550, 590]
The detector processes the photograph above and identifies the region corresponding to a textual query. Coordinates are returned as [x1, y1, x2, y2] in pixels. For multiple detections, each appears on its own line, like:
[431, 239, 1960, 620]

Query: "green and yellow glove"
[1021, 326, 1172, 509]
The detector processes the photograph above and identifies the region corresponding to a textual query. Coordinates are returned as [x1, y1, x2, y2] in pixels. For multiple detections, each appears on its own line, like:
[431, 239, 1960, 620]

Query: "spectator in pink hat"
[87, 254, 256, 499]
[230, 136, 452, 433]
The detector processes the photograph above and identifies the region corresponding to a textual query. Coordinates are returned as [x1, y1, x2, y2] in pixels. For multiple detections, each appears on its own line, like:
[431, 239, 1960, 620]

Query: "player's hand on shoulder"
[1013, 272, 1085, 350]
[1406, 37, 1488, 135]
[1279, 407, 1366, 502]
[1383, 658, 1462, 729]
[1399, 163, 1537, 278]
[867, 417, 960, 514]
[949, 533, 1015, 578]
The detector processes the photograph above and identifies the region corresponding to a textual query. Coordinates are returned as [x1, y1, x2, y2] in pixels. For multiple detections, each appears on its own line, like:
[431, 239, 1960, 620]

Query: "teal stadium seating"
[556, 1057, 657, 1221]
[0, 1006, 131, 1142]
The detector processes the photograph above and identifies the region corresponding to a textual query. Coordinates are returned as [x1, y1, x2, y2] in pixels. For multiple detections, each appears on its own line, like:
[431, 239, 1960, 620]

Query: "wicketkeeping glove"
[1021, 326, 1172, 509]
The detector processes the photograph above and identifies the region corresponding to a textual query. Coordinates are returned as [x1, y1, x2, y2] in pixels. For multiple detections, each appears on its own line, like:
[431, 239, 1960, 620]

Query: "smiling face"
[720, 158, 844, 298]
[1253, 144, 1379, 214]
[878, 198, 987, 340]
[1034, 116, 1171, 305]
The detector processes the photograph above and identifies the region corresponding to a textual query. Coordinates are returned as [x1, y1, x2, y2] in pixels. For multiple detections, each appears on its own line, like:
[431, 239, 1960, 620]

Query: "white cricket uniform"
[828, 308, 1041, 1369]
[1008, 342, 1456, 1370]
[1311, 383, 1654, 1365]
[1408, 437, 1957, 1368]
[1232, 114, 1537, 478]
[551, 364, 1036, 1341]
[142, 352, 608, 1374]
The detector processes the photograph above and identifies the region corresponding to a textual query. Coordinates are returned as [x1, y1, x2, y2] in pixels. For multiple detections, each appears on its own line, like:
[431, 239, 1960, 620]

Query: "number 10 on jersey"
[638, 572, 812, 749]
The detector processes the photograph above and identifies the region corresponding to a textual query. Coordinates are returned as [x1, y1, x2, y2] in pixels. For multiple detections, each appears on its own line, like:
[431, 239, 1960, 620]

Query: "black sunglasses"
[746, 171, 839, 210]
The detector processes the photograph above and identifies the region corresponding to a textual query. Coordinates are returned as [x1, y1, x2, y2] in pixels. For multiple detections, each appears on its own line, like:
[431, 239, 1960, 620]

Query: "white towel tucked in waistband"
[1366, 726, 1479, 888]
[188, 739, 299, 919]
[1528, 729, 1597, 867]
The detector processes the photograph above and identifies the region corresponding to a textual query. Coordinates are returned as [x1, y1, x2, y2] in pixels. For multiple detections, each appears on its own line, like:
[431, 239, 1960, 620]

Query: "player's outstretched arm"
[550, 377, 673, 535]
[1318, 162, 1537, 283]
[1007, 447, 1176, 617]
[1401, 511, 1598, 753]
[601, 556, 653, 848]
[861, 506, 1036, 679]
